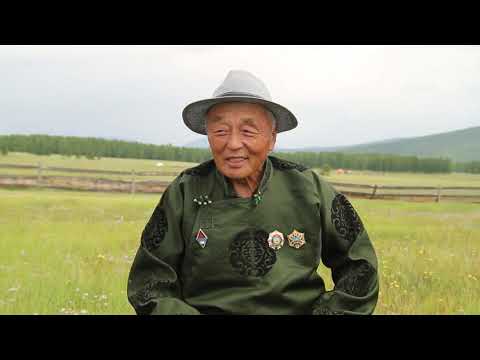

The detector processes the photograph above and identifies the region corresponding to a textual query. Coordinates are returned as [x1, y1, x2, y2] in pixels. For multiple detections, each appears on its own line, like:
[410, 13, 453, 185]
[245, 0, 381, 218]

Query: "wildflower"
[423, 271, 433, 278]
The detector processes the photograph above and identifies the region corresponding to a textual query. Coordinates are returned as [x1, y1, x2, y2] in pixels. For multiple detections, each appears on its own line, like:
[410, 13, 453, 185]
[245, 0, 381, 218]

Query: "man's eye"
[242, 130, 256, 136]
[215, 130, 227, 136]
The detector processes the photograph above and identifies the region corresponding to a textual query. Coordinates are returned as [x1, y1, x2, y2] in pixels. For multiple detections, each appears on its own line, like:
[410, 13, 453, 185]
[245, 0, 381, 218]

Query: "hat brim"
[182, 96, 298, 135]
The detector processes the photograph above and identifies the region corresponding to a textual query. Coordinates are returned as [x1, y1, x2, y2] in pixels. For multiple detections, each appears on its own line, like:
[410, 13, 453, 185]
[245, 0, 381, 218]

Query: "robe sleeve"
[127, 177, 201, 315]
[310, 172, 379, 315]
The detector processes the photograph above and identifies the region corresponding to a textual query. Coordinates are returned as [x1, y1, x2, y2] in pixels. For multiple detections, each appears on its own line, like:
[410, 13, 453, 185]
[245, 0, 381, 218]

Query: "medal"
[195, 228, 208, 248]
[267, 230, 284, 250]
[287, 229, 306, 249]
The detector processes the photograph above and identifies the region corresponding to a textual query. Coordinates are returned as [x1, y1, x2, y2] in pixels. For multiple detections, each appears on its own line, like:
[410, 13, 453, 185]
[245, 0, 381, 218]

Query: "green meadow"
[3, 152, 480, 187]
[1, 153, 479, 314]
[324, 170, 480, 187]
[0, 153, 190, 182]
[1, 187, 479, 315]
[0, 152, 194, 171]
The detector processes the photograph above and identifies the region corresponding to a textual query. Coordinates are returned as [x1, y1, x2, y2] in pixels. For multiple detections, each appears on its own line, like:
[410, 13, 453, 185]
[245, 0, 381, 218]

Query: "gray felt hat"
[182, 70, 298, 135]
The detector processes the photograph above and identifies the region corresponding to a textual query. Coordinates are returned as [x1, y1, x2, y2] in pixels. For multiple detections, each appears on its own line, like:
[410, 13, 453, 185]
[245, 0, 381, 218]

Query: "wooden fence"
[0, 163, 181, 177]
[330, 182, 480, 203]
[1, 163, 480, 202]
[0, 162, 176, 194]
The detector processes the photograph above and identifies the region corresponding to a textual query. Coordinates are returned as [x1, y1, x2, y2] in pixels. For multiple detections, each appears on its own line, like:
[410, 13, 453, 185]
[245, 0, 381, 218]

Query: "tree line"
[0, 134, 479, 174]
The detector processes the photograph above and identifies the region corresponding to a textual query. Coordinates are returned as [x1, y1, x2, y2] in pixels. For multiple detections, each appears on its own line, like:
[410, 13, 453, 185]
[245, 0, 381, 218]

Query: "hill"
[338, 126, 480, 162]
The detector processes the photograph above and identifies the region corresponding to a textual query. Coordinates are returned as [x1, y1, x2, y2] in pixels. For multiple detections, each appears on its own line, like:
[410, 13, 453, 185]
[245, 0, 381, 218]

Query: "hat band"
[216, 91, 266, 100]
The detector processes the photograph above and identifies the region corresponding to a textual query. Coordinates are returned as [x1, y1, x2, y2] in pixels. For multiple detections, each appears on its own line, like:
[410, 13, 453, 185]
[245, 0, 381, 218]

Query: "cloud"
[0, 45, 479, 148]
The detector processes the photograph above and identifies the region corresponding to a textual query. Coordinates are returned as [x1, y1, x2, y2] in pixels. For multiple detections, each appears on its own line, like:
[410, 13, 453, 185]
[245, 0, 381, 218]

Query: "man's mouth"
[225, 156, 248, 167]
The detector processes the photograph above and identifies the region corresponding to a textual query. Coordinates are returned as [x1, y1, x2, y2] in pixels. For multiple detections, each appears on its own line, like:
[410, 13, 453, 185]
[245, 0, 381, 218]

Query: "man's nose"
[226, 131, 243, 151]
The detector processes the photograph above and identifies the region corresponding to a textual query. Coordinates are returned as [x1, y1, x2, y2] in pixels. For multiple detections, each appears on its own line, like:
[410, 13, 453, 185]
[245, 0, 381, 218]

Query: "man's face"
[206, 102, 277, 180]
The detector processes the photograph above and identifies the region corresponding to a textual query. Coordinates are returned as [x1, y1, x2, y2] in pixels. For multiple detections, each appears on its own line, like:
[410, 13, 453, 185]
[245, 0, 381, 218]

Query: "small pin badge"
[267, 230, 284, 250]
[195, 228, 208, 248]
[287, 229, 306, 249]
[193, 195, 212, 207]
[253, 191, 262, 206]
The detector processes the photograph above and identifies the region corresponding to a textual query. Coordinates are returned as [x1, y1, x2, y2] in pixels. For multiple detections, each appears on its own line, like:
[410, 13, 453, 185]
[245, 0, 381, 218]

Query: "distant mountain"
[297, 137, 407, 153]
[183, 126, 480, 162]
[337, 126, 480, 162]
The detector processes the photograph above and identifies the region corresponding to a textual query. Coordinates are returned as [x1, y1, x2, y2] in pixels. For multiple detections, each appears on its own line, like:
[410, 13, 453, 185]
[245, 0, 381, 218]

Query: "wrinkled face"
[206, 102, 277, 180]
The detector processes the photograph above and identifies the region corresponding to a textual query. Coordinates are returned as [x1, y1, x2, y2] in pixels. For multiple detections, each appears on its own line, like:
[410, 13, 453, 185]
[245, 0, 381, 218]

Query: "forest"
[1, 134, 479, 174]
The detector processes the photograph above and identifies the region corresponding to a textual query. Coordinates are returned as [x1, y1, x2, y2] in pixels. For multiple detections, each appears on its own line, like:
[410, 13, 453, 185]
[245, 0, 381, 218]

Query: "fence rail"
[0, 163, 182, 177]
[0, 174, 170, 193]
[330, 181, 480, 202]
[329, 181, 480, 191]
[1, 163, 480, 202]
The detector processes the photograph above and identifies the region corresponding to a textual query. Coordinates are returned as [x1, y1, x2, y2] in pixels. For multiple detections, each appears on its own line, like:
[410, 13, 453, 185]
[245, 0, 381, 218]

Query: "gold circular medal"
[287, 229, 306, 249]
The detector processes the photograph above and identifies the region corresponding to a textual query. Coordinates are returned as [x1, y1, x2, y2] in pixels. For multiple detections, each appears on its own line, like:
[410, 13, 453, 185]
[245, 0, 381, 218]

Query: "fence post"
[131, 169, 136, 194]
[37, 162, 43, 186]
[436, 186, 442, 203]
[371, 184, 378, 199]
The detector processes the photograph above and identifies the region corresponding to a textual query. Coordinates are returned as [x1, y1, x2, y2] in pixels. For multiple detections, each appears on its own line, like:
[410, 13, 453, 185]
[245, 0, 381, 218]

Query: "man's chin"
[220, 166, 249, 179]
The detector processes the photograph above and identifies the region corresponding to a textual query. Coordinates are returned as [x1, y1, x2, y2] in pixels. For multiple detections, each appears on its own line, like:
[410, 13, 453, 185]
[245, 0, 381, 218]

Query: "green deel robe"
[127, 156, 379, 315]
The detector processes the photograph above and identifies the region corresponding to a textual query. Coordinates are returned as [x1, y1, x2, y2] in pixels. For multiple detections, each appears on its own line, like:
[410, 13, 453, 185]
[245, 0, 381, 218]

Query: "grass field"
[1, 153, 479, 314]
[0, 152, 195, 171]
[324, 171, 480, 199]
[0, 153, 192, 182]
[1, 187, 479, 315]
[323, 170, 480, 187]
[3, 152, 480, 188]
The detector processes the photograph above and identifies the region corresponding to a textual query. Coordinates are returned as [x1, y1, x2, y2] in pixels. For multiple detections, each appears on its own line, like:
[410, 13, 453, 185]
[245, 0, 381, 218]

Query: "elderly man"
[127, 70, 379, 315]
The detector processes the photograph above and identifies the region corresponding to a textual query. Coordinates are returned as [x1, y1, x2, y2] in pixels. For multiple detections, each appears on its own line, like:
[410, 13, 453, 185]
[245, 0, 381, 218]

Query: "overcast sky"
[1, 45, 479, 149]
